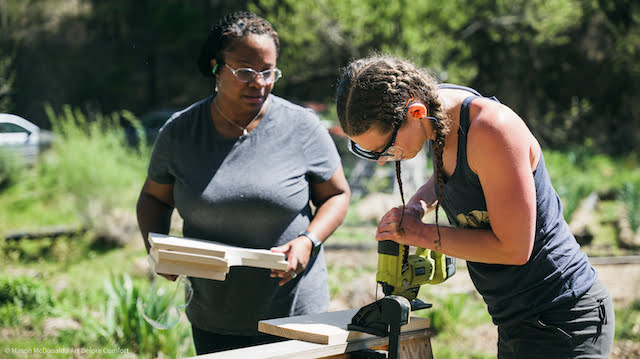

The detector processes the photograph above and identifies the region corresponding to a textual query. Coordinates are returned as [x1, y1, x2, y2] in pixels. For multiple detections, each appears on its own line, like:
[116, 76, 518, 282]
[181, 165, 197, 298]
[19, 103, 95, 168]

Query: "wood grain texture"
[258, 309, 430, 345]
[148, 250, 227, 281]
[147, 233, 289, 281]
[185, 328, 433, 359]
[154, 248, 229, 269]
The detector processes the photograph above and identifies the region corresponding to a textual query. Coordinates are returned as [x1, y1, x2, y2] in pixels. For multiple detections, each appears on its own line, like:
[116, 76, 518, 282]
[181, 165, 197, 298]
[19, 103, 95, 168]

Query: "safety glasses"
[140, 275, 193, 330]
[225, 63, 282, 84]
[347, 120, 403, 162]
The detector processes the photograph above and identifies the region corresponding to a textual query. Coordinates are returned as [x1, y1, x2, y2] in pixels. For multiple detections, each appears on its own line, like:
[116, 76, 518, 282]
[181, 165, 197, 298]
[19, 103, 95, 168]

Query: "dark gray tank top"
[431, 84, 596, 325]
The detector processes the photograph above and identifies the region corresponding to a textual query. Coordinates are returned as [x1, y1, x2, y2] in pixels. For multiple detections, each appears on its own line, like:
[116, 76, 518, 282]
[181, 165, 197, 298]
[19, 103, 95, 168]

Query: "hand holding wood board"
[147, 232, 289, 281]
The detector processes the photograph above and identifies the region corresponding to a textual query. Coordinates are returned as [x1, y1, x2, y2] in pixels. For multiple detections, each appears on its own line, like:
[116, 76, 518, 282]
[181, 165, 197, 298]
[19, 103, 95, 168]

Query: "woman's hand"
[375, 205, 427, 247]
[404, 199, 429, 220]
[269, 236, 312, 286]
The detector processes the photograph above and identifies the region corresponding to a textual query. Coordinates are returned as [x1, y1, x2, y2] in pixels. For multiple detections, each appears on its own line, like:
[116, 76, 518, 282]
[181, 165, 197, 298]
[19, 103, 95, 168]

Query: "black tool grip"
[378, 240, 399, 255]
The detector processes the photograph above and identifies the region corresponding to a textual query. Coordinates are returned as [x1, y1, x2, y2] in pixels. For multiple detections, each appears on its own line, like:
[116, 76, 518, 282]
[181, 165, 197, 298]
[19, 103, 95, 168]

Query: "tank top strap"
[459, 95, 480, 135]
[454, 95, 481, 179]
[438, 83, 483, 96]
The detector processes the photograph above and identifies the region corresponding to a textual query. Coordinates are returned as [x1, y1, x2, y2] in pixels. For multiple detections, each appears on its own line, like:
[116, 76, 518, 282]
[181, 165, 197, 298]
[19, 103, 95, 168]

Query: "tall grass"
[621, 182, 640, 232]
[98, 273, 194, 358]
[545, 149, 640, 221]
[0, 276, 53, 326]
[0, 105, 149, 232]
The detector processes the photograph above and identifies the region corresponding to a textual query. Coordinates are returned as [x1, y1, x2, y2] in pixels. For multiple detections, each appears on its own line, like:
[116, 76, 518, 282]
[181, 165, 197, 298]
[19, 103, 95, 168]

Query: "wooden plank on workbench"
[258, 309, 430, 345]
[185, 328, 433, 359]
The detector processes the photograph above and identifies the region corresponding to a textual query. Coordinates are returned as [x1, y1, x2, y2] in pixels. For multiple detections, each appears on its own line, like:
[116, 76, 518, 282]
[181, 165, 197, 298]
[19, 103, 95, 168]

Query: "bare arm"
[136, 177, 174, 253]
[271, 165, 351, 285]
[377, 99, 539, 265]
[307, 164, 351, 243]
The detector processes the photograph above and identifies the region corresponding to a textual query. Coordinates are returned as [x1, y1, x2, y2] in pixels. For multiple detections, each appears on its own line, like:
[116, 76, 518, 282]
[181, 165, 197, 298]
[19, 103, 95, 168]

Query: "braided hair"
[336, 54, 450, 248]
[197, 11, 279, 87]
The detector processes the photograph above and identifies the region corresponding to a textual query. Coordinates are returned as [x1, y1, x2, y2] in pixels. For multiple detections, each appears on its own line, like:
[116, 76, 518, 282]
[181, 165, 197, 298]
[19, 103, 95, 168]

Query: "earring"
[215, 82, 218, 92]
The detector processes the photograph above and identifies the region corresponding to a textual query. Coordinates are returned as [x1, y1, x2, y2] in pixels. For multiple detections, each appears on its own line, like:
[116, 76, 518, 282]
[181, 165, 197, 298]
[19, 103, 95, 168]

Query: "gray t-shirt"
[148, 94, 340, 334]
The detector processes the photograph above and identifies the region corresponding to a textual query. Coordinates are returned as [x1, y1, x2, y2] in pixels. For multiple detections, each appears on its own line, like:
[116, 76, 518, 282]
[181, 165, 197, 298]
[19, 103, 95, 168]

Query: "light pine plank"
[149, 233, 227, 257]
[149, 250, 228, 281]
[186, 328, 433, 359]
[155, 248, 228, 269]
[258, 309, 430, 345]
[149, 233, 288, 271]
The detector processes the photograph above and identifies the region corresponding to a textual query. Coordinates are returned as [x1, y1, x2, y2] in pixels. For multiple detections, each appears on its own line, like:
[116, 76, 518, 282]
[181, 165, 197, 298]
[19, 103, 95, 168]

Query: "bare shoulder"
[466, 98, 540, 172]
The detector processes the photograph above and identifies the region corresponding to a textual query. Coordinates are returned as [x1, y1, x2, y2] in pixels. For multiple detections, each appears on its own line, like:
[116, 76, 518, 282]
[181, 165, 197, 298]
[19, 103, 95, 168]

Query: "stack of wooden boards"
[147, 232, 289, 281]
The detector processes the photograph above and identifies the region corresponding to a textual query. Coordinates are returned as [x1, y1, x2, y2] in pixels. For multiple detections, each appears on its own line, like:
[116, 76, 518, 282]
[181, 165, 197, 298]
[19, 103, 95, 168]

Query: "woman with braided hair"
[136, 11, 349, 354]
[336, 54, 613, 358]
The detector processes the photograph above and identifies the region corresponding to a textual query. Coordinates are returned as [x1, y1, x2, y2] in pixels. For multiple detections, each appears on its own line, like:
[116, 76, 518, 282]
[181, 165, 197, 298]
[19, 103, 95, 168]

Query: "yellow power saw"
[348, 240, 456, 359]
[376, 240, 456, 304]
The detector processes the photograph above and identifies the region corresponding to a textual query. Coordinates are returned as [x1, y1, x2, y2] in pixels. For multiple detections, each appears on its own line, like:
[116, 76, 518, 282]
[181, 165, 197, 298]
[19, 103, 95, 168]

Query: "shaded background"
[1, 0, 639, 155]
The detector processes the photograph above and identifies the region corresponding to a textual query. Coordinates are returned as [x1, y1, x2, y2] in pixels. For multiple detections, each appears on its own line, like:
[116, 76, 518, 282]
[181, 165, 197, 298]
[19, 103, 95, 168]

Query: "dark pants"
[498, 279, 615, 358]
[191, 325, 287, 355]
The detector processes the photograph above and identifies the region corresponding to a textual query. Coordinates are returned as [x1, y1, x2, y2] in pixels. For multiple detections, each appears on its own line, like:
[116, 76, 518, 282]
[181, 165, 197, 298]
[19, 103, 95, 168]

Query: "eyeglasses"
[347, 120, 403, 162]
[141, 275, 193, 330]
[225, 64, 282, 84]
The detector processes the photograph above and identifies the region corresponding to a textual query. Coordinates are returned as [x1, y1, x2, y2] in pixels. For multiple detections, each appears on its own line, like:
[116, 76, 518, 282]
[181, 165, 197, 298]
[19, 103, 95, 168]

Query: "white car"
[0, 113, 53, 165]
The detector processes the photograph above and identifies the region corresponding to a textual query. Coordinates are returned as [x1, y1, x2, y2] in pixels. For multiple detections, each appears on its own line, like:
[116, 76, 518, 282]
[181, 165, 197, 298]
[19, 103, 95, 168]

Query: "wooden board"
[149, 233, 289, 271]
[148, 250, 227, 281]
[153, 248, 228, 269]
[187, 322, 433, 359]
[258, 309, 430, 345]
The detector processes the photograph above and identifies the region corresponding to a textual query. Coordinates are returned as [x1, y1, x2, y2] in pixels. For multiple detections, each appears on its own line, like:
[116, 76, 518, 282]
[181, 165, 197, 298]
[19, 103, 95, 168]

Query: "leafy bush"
[616, 299, 640, 341]
[0, 147, 25, 191]
[545, 149, 640, 221]
[98, 273, 194, 358]
[620, 182, 640, 232]
[0, 105, 149, 232]
[43, 104, 148, 216]
[0, 276, 53, 325]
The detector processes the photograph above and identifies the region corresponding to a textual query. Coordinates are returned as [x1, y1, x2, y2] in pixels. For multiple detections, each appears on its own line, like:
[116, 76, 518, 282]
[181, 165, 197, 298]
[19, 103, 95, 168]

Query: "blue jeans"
[498, 279, 614, 358]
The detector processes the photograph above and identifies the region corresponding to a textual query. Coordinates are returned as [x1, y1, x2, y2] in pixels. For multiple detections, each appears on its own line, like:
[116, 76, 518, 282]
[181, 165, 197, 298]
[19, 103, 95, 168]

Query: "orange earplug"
[407, 102, 427, 119]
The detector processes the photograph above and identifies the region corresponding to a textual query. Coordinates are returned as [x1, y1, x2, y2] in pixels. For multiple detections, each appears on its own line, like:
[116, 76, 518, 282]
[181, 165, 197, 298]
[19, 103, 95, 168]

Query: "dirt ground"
[324, 246, 640, 358]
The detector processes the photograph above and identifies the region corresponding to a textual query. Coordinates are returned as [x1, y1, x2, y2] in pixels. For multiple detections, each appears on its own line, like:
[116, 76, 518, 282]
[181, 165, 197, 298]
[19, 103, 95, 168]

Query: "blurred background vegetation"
[1, 0, 639, 155]
[1, 0, 640, 358]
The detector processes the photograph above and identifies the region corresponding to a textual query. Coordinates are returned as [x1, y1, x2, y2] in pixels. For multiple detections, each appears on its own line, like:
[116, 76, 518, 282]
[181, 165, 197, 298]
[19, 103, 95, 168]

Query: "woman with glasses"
[136, 11, 350, 354]
[336, 54, 613, 358]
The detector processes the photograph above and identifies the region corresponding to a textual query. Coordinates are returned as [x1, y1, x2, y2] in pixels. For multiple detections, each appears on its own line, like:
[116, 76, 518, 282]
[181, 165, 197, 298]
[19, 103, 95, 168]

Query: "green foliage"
[327, 262, 376, 298]
[544, 149, 640, 220]
[98, 273, 194, 358]
[0, 147, 25, 190]
[414, 290, 494, 359]
[0, 49, 15, 112]
[620, 182, 640, 232]
[616, 299, 640, 341]
[254, 0, 478, 98]
[0, 276, 53, 325]
[0, 104, 149, 232]
[44, 104, 148, 212]
[423, 293, 490, 334]
[4, 0, 640, 154]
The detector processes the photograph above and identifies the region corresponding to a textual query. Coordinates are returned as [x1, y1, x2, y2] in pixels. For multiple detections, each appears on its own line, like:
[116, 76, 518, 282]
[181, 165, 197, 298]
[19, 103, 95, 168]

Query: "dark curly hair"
[336, 54, 449, 247]
[197, 11, 279, 84]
